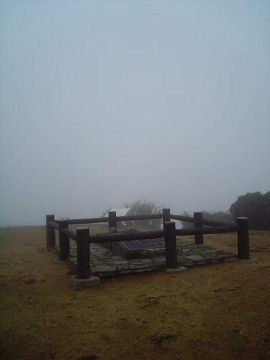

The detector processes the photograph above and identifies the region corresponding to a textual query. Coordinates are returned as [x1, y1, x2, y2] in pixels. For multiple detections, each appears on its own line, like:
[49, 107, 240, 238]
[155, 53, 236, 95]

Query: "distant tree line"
[230, 192, 270, 230]
[181, 191, 270, 230]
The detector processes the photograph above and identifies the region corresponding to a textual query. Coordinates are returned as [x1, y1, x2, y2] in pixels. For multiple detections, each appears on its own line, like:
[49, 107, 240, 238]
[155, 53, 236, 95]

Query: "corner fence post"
[59, 221, 70, 260]
[237, 217, 249, 259]
[194, 212, 203, 245]
[46, 214, 55, 250]
[163, 208, 171, 227]
[76, 228, 90, 278]
[164, 221, 177, 268]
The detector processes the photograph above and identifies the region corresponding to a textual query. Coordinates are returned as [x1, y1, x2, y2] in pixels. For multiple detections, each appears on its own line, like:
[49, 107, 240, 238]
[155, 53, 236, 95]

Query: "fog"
[0, 1, 269, 226]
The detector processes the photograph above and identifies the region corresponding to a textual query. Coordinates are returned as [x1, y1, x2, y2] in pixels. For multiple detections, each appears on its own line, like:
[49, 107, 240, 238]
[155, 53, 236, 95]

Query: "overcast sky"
[0, 0, 269, 226]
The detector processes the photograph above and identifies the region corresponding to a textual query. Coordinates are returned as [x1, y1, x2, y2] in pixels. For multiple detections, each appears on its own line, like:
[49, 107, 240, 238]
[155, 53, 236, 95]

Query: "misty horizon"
[0, 1, 269, 226]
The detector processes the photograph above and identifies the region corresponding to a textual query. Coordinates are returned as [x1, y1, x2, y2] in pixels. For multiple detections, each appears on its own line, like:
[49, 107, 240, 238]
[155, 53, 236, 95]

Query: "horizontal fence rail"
[59, 227, 77, 241]
[58, 217, 109, 225]
[170, 214, 235, 227]
[170, 214, 195, 223]
[200, 219, 236, 227]
[46, 209, 249, 279]
[89, 230, 164, 244]
[116, 214, 163, 221]
[175, 226, 237, 236]
[56, 214, 163, 225]
[54, 213, 235, 228]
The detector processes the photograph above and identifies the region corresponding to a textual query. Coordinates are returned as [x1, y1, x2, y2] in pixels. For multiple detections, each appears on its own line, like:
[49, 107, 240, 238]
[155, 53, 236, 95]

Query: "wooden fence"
[46, 209, 249, 279]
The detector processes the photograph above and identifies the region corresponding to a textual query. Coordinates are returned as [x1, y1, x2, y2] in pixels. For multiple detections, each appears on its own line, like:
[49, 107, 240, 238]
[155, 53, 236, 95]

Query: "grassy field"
[0, 227, 269, 360]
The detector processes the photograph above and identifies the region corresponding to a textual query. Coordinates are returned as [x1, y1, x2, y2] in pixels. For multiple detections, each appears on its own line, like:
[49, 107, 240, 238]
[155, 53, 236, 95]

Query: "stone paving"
[67, 238, 238, 279]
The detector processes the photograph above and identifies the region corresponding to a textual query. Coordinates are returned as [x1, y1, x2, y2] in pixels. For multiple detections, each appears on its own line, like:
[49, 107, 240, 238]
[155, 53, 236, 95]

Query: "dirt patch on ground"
[0, 227, 270, 360]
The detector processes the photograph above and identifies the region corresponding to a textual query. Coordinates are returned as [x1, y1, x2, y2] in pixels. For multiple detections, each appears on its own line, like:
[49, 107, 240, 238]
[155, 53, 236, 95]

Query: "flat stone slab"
[65, 238, 238, 279]
[70, 275, 100, 290]
[186, 255, 205, 262]
[165, 266, 187, 273]
[111, 237, 165, 259]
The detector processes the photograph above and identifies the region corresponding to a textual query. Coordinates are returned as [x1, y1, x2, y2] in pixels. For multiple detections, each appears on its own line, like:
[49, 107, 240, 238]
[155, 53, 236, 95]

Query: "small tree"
[124, 199, 162, 229]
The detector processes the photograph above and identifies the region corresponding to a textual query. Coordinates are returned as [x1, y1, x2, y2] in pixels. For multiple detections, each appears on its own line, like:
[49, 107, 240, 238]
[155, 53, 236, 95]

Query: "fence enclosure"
[46, 210, 249, 279]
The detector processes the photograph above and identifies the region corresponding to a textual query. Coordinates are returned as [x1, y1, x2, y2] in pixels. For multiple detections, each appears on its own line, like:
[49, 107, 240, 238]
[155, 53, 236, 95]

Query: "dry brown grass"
[0, 227, 270, 360]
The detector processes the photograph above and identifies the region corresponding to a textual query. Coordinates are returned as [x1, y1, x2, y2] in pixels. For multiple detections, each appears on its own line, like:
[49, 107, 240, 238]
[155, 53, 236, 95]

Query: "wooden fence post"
[109, 211, 117, 232]
[163, 208, 171, 227]
[164, 221, 177, 268]
[108, 211, 117, 251]
[237, 217, 249, 259]
[59, 221, 70, 260]
[46, 214, 55, 250]
[194, 212, 203, 245]
[76, 228, 90, 278]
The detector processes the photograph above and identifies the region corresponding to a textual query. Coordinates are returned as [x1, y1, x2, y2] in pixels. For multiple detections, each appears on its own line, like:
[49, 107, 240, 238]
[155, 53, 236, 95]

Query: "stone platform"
[67, 238, 238, 279]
